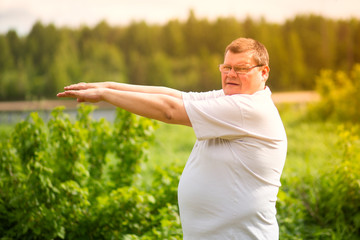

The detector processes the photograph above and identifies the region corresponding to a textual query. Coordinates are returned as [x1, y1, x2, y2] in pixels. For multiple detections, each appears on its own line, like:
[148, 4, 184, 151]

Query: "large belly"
[177, 140, 279, 236]
[178, 157, 255, 221]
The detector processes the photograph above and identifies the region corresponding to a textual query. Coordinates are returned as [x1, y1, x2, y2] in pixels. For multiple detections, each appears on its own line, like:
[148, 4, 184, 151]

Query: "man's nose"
[228, 67, 238, 77]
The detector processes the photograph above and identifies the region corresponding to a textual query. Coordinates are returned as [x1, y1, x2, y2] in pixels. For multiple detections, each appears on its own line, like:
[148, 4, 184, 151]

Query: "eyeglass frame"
[218, 64, 264, 74]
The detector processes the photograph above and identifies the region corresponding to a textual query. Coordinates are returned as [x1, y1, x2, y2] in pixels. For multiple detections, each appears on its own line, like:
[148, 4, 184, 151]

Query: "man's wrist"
[98, 88, 109, 102]
[103, 81, 114, 89]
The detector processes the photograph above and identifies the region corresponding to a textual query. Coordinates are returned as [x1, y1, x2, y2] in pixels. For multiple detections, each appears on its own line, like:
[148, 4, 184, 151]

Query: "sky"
[1, 0, 360, 35]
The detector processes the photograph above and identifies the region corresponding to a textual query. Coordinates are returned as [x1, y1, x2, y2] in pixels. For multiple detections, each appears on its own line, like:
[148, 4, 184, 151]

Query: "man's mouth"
[226, 82, 240, 86]
[225, 78, 240, 86]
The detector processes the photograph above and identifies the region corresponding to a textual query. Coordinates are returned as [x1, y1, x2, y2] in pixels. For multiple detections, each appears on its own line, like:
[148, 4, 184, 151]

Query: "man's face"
[221, 51, 269, 95]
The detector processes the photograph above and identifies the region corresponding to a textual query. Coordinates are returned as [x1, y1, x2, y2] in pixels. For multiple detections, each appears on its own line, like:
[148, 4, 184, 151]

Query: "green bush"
[0, 104, 183, 239]
[312, 64, 360, 122]
[302, 125, 360, 239]
[295, 64, 360, 238]
[277, 123, 360, 239]
[4, 98, 360, 239]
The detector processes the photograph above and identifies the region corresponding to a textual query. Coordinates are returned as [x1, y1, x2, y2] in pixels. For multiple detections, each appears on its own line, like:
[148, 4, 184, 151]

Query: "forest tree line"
[0, 11, 360, 101]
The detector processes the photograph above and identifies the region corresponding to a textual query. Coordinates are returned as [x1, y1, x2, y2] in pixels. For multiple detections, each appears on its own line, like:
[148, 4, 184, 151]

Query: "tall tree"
[0, 36, 14, 71]
[285, 30, 308, 89]
[48, 29, 82, 94]
[147, 52, 172, 86]
[122, 21, 161, 57]
[183, 10, 210, 55]
[161, 20, 186, 57]
[25, 22, 60, 75]
[80, 40, 126, 83]
[6, 30, 23, 67]
[336, 20, 354, 71]
[0, 35, 28, 100]
[211, 17, 243, 54]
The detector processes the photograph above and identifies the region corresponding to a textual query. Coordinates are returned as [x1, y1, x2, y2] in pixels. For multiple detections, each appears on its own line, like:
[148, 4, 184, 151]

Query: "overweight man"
[57, 37, 287, 239]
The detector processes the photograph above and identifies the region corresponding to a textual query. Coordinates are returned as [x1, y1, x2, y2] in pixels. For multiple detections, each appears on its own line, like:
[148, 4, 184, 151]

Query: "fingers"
[57, 89, 102, 103]
[57, 91, 85, 102]
[64, 82, 94, 90]
[57, 90, 81, 98]
[64, 82, 86, 90]
[56, 91, 81, 104]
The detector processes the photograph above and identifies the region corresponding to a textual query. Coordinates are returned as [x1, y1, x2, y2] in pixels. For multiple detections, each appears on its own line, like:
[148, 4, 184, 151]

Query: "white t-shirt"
[178, 87, 287, 240]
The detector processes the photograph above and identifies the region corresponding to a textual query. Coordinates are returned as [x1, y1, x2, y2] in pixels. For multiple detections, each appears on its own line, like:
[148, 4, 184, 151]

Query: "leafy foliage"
[310, 64, 360, 122]
[0, 104, 184, 239]
[1, 102, 360, 239]
[276, 101, 360, 239]
[279, 125, 360, 239]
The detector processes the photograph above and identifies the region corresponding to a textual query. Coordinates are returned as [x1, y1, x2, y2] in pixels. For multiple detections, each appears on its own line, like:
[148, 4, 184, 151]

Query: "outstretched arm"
[57, 85, 191, 126]
[64, 82, 183, 99]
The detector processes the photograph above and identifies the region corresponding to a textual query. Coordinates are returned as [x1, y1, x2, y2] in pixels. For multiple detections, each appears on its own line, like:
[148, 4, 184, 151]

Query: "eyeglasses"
[219, 64, 264, 74]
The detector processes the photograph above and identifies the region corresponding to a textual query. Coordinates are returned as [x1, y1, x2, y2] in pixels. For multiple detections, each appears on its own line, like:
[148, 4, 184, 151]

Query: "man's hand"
[56, 82, 191, 126]
[57, 88, 104, 103]
[64, 82, 109, 91]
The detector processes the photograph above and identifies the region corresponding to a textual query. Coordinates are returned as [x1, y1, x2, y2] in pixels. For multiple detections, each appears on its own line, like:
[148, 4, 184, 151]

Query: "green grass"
[147, 122, 195, 166]
[139, 123, 195, 183]
[278, 104, 340, 180]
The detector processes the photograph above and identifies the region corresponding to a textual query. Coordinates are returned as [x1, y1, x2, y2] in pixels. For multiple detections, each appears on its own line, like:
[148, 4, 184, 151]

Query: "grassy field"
[147, 123, 195, 166]
[278, 104, 339, 178]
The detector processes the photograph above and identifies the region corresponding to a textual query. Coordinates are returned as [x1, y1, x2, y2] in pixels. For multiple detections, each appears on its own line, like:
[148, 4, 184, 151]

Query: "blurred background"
[0, 0, 359, 101]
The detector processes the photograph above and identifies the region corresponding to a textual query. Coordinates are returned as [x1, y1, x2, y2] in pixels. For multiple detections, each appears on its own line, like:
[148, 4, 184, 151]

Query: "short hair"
[225, 38, 269, 66]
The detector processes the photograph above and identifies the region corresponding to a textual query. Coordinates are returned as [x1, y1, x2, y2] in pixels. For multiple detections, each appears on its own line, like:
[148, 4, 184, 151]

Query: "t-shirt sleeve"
[183, 95, 253, 140]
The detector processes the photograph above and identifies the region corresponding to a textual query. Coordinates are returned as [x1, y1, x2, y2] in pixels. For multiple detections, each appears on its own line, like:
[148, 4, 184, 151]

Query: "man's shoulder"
[183, 89, 224, 101]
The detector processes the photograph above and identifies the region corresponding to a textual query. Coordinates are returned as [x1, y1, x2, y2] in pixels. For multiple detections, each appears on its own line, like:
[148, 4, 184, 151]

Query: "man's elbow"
[164, 110, 175, 122]
[163, 108, 191, 126]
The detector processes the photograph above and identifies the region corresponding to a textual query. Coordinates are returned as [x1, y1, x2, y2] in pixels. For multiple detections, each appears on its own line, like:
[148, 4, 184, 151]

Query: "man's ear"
[262, 66, 270, 81]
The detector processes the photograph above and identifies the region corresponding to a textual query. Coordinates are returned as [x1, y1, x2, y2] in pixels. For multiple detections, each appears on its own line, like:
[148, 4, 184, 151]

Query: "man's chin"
[223, 86, 243, 95]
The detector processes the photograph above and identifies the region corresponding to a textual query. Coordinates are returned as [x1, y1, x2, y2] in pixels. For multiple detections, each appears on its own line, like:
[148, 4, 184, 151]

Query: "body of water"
[0, 108, 117, 125]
